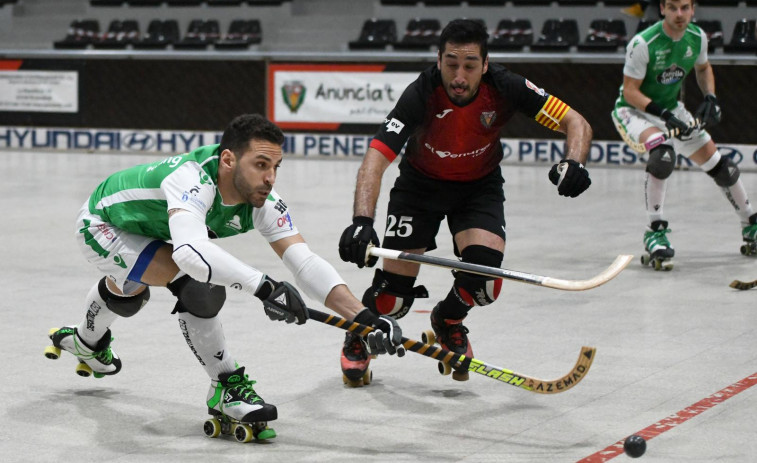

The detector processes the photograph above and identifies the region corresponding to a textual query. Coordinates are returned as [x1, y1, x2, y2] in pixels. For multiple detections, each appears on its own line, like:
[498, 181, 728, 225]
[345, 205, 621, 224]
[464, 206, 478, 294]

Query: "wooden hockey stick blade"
[729, 279, 757, 290]
[307, 307, 596, 394]
[368, 247, 633, 291]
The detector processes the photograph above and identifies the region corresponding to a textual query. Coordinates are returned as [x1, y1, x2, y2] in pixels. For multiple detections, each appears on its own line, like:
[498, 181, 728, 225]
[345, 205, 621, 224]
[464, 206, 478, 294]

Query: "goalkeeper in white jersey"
[611, 0, 757, 266]
[45, 114, 404, 438]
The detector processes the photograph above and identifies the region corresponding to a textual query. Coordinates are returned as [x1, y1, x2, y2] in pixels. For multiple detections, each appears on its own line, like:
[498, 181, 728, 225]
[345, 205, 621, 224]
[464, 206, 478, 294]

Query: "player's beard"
[448, 83, 471, 104]
[233, 168, 271, 208]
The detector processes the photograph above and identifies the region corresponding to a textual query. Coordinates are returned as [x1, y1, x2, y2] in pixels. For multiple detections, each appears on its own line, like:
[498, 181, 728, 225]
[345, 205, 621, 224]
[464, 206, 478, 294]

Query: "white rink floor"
[2, 150, 756, 462]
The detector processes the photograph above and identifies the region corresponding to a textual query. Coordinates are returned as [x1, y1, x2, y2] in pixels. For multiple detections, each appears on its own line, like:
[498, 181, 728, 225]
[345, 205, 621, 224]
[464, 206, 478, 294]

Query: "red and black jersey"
[370, 63, 570, 182]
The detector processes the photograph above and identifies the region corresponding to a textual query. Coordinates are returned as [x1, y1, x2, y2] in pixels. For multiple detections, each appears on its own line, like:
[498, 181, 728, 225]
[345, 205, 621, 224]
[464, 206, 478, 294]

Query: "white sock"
[77, 279, 119, 347]
[645, 173, 667, 224]
[722, 180, 754, 225]
[177, 312, 236, 380]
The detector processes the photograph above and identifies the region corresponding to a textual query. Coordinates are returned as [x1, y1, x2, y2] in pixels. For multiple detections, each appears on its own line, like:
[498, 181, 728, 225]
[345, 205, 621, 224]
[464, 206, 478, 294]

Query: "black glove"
[660, 109, 694, 139]
[354, 308, 405, 357]
[255, 276, 308, 325]
[694, 94, 721, 128]
[548, 159, 591, 198]
[338, 216, 380, 269]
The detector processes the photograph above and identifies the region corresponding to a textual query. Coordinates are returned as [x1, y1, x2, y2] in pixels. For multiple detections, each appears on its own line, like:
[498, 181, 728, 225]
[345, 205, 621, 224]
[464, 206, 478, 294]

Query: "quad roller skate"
[44, 326, 121, 378]
[204, 367, 277, 443]
[340, 331, 372, 387]
[641, 220, 674, 271]
[421, 303, 473, 381]
[740, 214, 757, 256]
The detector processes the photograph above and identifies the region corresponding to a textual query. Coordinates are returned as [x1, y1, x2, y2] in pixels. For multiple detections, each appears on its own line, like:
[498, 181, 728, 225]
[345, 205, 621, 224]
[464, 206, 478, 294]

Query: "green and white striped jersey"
[87, 144, 298, 242]
[616, 21, 708, 111]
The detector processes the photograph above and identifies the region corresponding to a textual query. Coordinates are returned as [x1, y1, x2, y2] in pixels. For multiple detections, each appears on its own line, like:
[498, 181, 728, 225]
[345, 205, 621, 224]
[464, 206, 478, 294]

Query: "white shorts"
[75, 202, 167, 293]
[611, 102, 711, 158]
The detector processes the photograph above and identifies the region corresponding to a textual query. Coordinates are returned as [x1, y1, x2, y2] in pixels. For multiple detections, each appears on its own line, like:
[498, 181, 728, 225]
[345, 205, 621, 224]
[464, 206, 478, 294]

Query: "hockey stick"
[622, 118, 703, 154]
[308, 307, 596, 394]
[729, 279, 757, 291]
[367, 246, 632, 291]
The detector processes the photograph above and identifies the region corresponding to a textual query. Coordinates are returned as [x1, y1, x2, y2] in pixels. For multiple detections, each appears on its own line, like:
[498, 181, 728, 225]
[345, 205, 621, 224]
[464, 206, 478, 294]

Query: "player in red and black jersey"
[338, 19, 593, 383]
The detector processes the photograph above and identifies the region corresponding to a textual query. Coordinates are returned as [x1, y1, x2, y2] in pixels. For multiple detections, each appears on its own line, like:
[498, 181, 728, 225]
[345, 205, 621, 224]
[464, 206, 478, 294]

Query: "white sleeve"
[169, 211, 265, 297]
[623, 36, 649, 80]
[282, 242, 345, 304]
[252, 188, 300, 243]
[696, 32, 708, 66]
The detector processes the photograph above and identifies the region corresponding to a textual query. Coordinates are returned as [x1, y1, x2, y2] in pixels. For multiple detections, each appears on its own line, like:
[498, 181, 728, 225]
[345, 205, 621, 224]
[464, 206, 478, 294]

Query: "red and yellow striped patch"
[535, 95, 571, 131]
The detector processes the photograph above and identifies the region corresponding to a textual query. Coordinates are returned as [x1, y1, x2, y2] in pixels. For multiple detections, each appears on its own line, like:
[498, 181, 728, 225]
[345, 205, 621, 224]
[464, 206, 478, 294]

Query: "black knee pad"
[98, 277, 150, 318]
[453, 245, 504, 307]
[646, 145, 676, 179]
[707, 156, 740, 187]
[361, 268, 428, 320]
[167, 275, 226, 319]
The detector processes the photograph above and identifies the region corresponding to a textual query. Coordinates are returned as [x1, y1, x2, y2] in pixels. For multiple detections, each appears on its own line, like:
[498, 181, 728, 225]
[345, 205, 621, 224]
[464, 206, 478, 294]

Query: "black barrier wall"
[1, 58, 754, 144]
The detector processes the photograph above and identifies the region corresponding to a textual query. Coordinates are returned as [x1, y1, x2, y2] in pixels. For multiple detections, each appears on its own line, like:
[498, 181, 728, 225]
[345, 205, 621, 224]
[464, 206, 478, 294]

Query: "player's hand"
[354, 308, 405, 357]
[694, 94, 721, 128]
[548, 159, 591, 198]
[338, 216, 380, 268]
[661, 109, 694, 139]
[255, 276, 308, 325]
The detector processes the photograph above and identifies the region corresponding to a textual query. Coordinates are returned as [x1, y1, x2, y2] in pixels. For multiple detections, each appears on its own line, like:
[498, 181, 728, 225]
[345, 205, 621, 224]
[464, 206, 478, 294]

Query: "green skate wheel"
[421, 330, 436, 345]
[234, 424, 254, 443]
[203, 418, 221, 438]
[255, 426, 276, 440]
[44, 345, 61, 360]
[75, 362, 93, 377]
[437, 361, 452, 376]
[93, 372, 105, 379]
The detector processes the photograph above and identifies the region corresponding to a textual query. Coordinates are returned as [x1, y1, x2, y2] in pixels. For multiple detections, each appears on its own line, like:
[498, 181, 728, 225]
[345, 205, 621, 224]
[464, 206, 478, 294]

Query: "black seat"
[215, 19, 262, 49]
[380, 0, 418, 4]
[531, 19, 579, 51]
[127, 0, 163, 5]
[207, 0, 243, 5]
[394, 18, 441, 50]
[247, 0, 285, 4]
[697, 0, 739, 5]
[467, 0, 505, 5]
[694, 20, 723, 52]
[93, 19, 140, 49]
[349, 19, 397, 50]
[422, 0, 461, 4]
[511, 0, 552, 5]
[167, 0, 203, 5]
[635, 19, 654, 34]
[489, 19, 532, 51]
[133, 19, 180, 49]
[174, 19, 221, 49]
[557, 0, 600, 5]
[53, 19, 100, 49]
[723, 19, 757, 53]
[90, 0, 125, 5]
[603, 0, 639, 4]
[578, 19, 627, 52]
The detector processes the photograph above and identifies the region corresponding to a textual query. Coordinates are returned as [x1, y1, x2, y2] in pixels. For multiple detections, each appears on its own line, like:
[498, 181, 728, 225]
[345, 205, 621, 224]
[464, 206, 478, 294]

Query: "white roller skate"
[204, 366, 277, 443]
[641, 220, 674, 271]
[740, 213, 757, 256]
[44, 326, 121, 378]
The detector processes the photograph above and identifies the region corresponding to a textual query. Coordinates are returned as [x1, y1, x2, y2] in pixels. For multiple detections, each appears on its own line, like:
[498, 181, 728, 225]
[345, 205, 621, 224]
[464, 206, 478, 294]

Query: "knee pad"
[361, 269, 428, 320]
[453, 245, 504, 307]
[646, 145, 676, 179]
[167, 275, 226, 319]
[98, 277, 150, 318]
[707, 155, 740, 187]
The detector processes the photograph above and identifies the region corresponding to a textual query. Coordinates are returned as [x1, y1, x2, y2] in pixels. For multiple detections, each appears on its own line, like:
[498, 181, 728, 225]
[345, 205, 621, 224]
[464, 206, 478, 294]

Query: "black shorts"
[381, 159, 506, 254]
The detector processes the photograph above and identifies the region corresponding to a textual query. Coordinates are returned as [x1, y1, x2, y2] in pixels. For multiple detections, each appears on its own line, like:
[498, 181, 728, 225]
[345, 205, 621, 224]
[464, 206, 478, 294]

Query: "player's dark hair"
[439, 19, 489, 60]
[219, 113, 285, 157]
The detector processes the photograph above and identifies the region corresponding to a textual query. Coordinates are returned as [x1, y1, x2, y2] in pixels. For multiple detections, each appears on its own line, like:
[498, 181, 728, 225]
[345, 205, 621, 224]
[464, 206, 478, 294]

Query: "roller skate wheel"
[93, 372, 105, 379]
[653, 259, 662, 271]
[48, 327, 61, 337]
[421, 330, 436, 345]
[75, 362, 93, 377]
[253, 423, 277, 440]
[342, 374, 364, 388]
[234, 424, 254, 443]
[44, 345, 61, 360]
[437, 361, 452, 376]
[362, 368, 372, 386]
[640, 255, 650, 266]
[203, 418, 222, 438]
[452, 370, 470, 382]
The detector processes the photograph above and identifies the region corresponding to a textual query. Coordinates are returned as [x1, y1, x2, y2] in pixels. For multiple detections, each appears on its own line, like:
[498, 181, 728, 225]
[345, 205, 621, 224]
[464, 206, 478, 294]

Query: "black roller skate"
[421, 303, 473, 381]
[204, 366, 277, 443]
[740, 213, 757, 256]
[44, 326, 121, 378]
[641, 220, 674, 271]
[340, 332, 372, 387]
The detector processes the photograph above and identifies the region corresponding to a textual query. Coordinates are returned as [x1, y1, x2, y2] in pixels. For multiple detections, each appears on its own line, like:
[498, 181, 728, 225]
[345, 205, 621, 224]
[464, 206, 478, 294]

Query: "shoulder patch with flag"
[535, 95, 571, 131]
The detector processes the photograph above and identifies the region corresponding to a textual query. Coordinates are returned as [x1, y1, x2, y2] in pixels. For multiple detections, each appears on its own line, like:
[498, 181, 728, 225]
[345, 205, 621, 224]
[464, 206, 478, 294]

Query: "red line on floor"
[577, 372, 757, 462]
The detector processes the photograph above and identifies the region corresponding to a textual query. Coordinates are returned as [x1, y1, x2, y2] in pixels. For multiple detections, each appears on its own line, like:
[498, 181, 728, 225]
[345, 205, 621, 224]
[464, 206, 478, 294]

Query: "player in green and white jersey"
[611, 0, 757, 266]
[45, 114, 405, 436]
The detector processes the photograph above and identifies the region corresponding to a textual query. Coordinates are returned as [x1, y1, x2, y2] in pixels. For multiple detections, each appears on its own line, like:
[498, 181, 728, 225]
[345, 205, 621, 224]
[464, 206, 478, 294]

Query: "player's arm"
[622, 74, 654, 112]
[693, 60, 721, 127]
[354, 147, 392, 219]
[555, 108, 591, 166]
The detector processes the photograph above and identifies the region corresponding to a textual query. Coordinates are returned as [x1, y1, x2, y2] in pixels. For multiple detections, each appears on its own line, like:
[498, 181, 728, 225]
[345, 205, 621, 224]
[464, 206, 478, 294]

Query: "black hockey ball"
[624, 434, 646, 458]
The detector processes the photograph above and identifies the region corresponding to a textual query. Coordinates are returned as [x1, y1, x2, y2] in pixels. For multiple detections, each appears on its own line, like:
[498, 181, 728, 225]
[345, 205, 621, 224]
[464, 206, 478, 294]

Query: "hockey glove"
[354, 308, 406, 357]
[338, 216, 380, 269]
[548, 159, 591, 198]
[694, 94, 721, 128]
[660, 109, 694, 139]
[255, 276, 308, 325]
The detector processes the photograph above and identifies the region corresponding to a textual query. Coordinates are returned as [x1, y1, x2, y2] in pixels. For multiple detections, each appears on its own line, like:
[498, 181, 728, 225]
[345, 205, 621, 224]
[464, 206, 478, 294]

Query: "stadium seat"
[557, 0, 600, 5]
[90, 0, 125, 6]
[467, 0, 505, 5]
[133, 19, 179, 49]
[697, 0, 739, 5]
[207, 0, 244, 5]
[127, 0, 163, 6]
[511, 0, 551, 5]
[422, 0, 462, 5]
[247, 0, 285, 5]
[531, 19, 579, 51]
[694, 20, 723, 52]
[174, 19, 221, 49]
[93, 19, 140, 49]
[602, 0, 639, 5]
[723, 19, 757, 53]
[577, 19, 626, 52]
[167, 0, 203, 5]
[394, 18, 441, 50]
[215, 19, 262, 48]
[348, 19, 397, 50]
[635, 19, 654, 34]
[380, 0, 418, 5]
[489, 19, 532, 51]
[53, 19, 100, 49]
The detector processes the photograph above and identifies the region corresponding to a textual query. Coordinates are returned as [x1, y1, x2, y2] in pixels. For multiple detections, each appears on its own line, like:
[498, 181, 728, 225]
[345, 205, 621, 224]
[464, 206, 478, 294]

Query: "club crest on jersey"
[282, 81, 306, 113]
[657, 65, 685, 85]
[524, 79, 546, 96]
[480, 111, 497, 128]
